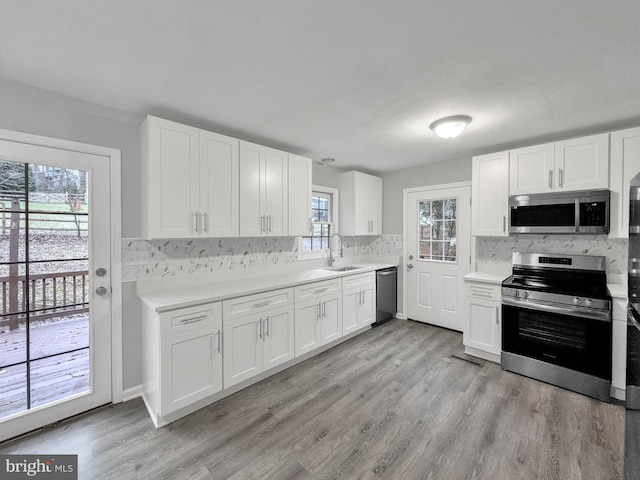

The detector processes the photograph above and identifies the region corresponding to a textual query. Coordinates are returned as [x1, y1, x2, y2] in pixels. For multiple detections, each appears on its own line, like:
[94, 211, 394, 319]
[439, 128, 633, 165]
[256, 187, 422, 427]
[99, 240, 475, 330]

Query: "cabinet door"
[342, 289, 360, 335]
[144, 116, 200, 238]
[353, 173, 372, 235]
[610, 127, 640, 238]
[223, 312, 263, 388]
[263, 305, 295, 370]
[320, 293, 342, 344]
[555, 133, 609, 192]
[465, 297, 501, 356]
[264, 148, 288, 236]
[368, 175, 383, 235]
[295, 298, 322, 356]
[472, 151, 509, 236]
[239, 141, 265, 236]
[200, 130, 239, 237]
[288, 153, 313, 236]
[159, 324, 221, 416]
[359, 286, 376, 327]
[509, 143, 555, 195]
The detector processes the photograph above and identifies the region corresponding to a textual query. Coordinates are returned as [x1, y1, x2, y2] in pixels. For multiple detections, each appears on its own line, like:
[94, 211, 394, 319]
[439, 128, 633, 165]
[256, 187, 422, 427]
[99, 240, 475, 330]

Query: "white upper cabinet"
[509, 133, 609, 195]
[339, 171, 382, 235]
[142, 115, 239, 238]
[472, 151, 509, 237]
[239, 141, 288, 237]
[610, 126, 640, 238]
[509, 143, 555, 195]
[288, 153, 313, 237]
[200, 130, 240, 237]
[554, 134, 609, 191]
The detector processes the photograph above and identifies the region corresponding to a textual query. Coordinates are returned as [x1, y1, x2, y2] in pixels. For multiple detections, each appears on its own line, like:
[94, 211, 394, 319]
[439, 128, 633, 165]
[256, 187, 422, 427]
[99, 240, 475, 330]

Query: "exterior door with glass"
[0, 138, 113, 442]
[406, 185, 471, 331]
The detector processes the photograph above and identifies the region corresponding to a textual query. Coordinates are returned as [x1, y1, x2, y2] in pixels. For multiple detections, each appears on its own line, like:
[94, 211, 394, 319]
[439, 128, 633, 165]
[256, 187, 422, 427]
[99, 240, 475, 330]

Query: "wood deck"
[0, 319, 625, 480]
[0, 317, 89, 417]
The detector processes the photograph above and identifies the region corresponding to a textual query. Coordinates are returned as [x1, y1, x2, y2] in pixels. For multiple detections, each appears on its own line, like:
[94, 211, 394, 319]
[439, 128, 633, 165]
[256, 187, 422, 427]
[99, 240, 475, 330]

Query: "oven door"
[502, 303, 612, 380]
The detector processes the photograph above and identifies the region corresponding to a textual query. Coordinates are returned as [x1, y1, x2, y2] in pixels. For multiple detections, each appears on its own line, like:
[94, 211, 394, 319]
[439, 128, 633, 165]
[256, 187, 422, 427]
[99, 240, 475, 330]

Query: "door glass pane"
[418, 198, 457, 262]
[0, 162, 90, 419]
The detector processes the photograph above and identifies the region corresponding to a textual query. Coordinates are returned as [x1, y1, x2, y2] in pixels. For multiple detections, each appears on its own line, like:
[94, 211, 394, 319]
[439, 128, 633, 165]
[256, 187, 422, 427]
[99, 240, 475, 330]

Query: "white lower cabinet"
[142, 302, 223, 424]
[223, 290, 295, 388]
[294, 279, 342, 356]
[342, 272, 376, 335]
[463, 277, 502, 362]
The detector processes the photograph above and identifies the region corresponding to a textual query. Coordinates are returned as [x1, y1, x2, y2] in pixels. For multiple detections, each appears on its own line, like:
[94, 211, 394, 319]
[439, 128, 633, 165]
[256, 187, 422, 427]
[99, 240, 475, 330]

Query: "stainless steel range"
[501, 252, 612, 401]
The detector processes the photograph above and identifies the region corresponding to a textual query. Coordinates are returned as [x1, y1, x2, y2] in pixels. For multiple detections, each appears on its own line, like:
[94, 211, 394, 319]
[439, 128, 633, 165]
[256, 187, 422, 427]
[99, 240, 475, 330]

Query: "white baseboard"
[122, 385, 143, 402]
[394, 313, 407, 320]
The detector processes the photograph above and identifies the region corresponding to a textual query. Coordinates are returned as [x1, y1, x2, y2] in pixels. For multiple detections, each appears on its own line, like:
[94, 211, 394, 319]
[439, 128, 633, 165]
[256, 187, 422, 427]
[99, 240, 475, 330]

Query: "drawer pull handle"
[253, 300, 272, 309]
[314, 288, 327, 294]
[180, 314, 208, 324]
[470, 289, 493, 298]
[216, 329, 221, 353]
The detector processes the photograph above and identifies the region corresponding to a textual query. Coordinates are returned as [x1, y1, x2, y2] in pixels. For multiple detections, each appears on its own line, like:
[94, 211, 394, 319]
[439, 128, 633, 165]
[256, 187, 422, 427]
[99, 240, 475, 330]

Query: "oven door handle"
[502, 297, 611, 322]
[628, 304, 640, 332]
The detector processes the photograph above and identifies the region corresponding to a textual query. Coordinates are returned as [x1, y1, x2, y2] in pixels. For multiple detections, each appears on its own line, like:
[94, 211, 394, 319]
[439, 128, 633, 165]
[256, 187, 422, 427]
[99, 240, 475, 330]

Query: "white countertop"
[137, 261, 398, 312]
[463, 272, 510, 284]
[608, 283, 627, 299]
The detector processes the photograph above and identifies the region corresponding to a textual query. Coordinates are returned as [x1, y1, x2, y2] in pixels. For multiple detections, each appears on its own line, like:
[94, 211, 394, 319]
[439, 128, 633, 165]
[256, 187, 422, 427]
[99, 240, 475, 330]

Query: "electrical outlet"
[124, 251, 150, 265]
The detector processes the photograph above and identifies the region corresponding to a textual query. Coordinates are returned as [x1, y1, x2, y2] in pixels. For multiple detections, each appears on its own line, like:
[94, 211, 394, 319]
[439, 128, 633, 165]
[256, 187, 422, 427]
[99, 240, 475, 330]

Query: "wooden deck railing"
[0, 270, 89, 330]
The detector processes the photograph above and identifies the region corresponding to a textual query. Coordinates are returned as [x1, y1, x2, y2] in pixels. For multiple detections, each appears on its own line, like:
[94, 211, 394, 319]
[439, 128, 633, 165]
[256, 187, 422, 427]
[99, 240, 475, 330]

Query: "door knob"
[95, 267, 107, 277]
[95, 286, 108, 296]
[407, 264, 414, 270]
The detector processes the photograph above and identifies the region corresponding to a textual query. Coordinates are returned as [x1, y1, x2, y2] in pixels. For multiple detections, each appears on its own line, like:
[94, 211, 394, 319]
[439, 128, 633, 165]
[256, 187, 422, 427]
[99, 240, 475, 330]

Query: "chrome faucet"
[329, 233, 343, 266]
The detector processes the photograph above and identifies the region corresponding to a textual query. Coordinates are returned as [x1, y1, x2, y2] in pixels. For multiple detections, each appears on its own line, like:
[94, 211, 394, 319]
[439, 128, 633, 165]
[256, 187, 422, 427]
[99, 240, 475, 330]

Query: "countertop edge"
[137, 263, 398, 312]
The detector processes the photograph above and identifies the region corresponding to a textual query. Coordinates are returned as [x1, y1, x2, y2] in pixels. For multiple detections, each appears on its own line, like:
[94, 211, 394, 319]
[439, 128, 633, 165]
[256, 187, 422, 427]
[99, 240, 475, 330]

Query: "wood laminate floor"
[0, 319, 625, 480]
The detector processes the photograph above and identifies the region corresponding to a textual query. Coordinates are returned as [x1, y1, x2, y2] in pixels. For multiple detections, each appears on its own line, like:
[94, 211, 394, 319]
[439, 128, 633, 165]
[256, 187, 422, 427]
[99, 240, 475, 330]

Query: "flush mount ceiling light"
[429, 115, 472, 139]
[318, 157, 335, 165]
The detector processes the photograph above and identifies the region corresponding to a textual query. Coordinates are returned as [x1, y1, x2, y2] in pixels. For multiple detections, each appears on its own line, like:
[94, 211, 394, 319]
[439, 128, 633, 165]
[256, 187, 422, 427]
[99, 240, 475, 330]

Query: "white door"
[239, 141, 265, 237]
[320, 294, 342, 344]
[406, 185, 471, 331]
[264, 148, 288, 236]
[509, 143, 555, 195]
[223, 312, 262, 388]
[294, 299, 321, 356]
[0, 139, 113, 441]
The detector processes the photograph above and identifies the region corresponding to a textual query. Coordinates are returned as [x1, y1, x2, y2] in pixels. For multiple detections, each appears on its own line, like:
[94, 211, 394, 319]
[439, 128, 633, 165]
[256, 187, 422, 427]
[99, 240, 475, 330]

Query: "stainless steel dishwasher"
[375, 266, 397, 326]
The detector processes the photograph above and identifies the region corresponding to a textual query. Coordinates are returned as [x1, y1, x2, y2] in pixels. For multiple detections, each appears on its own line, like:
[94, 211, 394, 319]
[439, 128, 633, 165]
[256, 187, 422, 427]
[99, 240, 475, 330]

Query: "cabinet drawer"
[342, 272, 375, 291]
[295, 278, 342, 301]
[223, 288, 294, 321]
[464, 281, 501, 301]
[160, 302, 221, 336]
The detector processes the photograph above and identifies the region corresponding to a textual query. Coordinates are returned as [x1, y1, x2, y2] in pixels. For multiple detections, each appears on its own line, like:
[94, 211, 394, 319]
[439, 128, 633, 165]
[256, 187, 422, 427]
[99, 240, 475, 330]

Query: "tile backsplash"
[122, 234, 404, 282]
[476, 235, 628, 281]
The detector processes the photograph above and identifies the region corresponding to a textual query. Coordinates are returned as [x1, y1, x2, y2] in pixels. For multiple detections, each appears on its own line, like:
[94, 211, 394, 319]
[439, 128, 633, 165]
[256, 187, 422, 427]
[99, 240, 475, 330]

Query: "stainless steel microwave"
[509, 189, 610, 234]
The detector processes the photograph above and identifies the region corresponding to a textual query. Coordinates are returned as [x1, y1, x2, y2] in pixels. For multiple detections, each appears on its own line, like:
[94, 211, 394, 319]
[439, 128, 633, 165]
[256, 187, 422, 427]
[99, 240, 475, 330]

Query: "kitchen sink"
[323, 265, 364, 272]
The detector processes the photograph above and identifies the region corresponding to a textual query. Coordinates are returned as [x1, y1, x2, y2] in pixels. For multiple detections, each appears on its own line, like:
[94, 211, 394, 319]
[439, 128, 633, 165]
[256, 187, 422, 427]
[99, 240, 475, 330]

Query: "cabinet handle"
[216, 329, 221, 353]
[268, 214, 272, 233]
[314, 288, 327, 294]
[495, 306, 499, 325]
[548, 169, 553, 190]
[317, 302, 321, 321]
[202, 211, 208, 234]
[322, 301, 326, 318]
[180, 314, 208, 324]
[470, 289, 493, 298]
[503, 215, 506, 233]
[253, 300, 272, 309]
[260, 215, 265, 233]
[264, 317, 269, 337]
[192, 212, 199, 234]
[558, 168, 563, 188]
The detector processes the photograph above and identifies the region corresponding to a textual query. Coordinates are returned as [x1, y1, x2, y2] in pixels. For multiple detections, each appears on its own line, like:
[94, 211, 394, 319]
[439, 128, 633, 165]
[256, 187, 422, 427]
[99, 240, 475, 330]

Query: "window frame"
[298, 185, 339, 260]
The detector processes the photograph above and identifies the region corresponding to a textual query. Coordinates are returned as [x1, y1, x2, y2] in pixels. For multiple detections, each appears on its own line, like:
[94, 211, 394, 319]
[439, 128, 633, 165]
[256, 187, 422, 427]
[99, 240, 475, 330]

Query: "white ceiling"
[2, 1, 640, 173]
